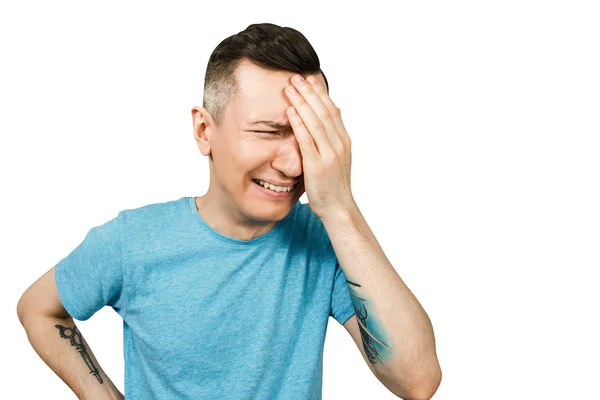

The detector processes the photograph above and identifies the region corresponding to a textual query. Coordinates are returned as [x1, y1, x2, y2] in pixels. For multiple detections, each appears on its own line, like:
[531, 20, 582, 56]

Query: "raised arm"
[17, 266, 124, 400]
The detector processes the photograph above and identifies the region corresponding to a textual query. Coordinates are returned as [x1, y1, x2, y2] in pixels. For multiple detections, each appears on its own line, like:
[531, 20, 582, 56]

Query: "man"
[17, 23, 441, 399]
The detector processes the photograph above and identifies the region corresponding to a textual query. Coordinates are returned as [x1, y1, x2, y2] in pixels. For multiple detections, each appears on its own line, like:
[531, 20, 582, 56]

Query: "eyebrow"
[246, 120, 291, 130]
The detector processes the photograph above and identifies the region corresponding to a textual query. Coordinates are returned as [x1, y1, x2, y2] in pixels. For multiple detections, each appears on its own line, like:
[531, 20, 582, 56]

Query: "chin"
[247, 199, 296, 222]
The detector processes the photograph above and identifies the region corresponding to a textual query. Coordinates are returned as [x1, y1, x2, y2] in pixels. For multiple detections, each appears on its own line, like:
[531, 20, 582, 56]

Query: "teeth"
[254, 179, 294, 192]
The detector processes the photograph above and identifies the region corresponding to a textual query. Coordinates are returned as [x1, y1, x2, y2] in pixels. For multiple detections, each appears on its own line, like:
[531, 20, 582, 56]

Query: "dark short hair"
[202, 23, 329, 127]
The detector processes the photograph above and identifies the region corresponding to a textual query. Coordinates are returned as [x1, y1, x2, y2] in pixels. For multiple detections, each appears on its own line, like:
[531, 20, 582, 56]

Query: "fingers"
[305, 76, 352, 152]
[286, 75, 343, 158]
[286, 105, 319, 162]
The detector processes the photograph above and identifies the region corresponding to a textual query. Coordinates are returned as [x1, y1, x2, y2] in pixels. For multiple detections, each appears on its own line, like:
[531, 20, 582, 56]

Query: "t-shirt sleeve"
[54, 212, 124, 321]
[330, 258, 356, 325]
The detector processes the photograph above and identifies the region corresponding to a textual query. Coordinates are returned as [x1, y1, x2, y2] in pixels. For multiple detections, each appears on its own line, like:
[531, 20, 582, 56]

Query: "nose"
[270, 135, 303, 180]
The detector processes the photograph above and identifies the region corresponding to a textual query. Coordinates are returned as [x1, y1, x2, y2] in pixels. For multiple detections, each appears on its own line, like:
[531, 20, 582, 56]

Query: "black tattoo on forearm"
[55, 324, 103, 384]
[346, 279, 392, 365]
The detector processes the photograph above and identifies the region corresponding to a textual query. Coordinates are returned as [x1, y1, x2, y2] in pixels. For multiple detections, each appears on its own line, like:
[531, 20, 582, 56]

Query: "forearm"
[18, 313, 123, 400]
[321, 204, 441, 399]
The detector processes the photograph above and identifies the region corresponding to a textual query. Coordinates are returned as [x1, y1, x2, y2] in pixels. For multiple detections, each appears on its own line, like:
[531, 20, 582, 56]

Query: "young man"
[17, 23, 441, 399]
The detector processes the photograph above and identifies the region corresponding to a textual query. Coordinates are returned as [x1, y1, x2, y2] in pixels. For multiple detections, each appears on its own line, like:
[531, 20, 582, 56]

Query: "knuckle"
[322, 155, 335, 166]
[318, 110, 332, 120]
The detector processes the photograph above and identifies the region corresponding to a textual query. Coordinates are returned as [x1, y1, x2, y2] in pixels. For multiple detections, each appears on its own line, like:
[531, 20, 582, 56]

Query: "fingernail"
[292, 75, 305, 85]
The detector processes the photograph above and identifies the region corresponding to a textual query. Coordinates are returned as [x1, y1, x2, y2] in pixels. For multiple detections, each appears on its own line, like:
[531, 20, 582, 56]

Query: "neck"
[194, 190, 279, 242]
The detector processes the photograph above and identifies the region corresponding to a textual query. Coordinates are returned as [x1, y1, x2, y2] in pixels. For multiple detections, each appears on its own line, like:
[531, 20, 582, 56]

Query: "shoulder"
[295, 202, 333, 251]
[114, 196, 189, 236]
[118, 196, 187, 223]
[296, 202, 324, 229]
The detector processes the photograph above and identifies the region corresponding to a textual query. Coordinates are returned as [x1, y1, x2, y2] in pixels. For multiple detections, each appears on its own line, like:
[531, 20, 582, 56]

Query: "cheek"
[238, 140, 277, 165]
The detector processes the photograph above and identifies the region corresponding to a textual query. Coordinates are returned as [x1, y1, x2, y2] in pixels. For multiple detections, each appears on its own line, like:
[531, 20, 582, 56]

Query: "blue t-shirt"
[55, 196, 355, 399]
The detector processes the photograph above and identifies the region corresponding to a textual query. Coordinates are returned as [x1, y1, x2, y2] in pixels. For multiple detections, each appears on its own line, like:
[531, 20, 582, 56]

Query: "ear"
[191, 106, 213, 157]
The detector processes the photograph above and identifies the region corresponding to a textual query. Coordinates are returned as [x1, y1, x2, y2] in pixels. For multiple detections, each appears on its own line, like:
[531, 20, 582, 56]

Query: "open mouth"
[251, 179, 296, 193]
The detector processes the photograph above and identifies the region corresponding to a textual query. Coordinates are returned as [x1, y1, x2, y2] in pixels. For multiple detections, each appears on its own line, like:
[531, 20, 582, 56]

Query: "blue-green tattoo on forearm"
[346, 279, 394, 365]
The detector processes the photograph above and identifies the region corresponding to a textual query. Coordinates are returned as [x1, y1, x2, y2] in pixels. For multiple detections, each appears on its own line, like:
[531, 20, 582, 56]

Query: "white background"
[3, 1, 599, 399]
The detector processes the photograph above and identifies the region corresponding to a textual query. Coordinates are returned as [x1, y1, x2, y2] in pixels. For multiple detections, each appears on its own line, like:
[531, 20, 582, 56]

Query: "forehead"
[231, 59, 326, 125]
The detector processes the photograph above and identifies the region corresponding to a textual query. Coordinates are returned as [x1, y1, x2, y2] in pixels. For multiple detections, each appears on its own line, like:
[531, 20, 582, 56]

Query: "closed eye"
[253, 130, 281, 135]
